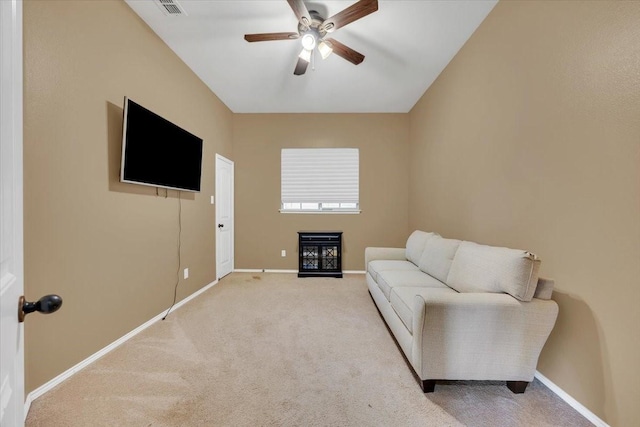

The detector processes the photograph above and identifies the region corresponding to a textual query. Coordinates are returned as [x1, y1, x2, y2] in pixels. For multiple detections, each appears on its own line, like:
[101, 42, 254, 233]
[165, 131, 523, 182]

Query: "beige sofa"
[365, 231, 558, 393]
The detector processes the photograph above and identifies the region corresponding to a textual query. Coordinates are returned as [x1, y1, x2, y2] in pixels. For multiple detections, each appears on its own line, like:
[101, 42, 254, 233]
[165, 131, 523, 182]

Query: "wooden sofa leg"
[421, 380, 436, 393]
[507, 381, 529, 394]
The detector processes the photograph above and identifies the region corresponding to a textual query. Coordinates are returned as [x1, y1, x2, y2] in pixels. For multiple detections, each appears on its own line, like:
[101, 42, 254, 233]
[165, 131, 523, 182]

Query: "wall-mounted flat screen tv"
[120, 97, 203, 192]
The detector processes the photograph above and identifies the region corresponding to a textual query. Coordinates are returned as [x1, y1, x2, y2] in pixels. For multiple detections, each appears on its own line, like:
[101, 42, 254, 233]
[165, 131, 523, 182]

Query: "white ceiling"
[125, 0, 497, 113]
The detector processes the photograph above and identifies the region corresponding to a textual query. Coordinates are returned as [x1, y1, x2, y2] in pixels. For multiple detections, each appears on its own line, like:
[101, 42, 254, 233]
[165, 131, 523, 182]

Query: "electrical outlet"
[210, 195, 214, 204]
[281, 250, 286, 257]
[184, 268, 189, 279]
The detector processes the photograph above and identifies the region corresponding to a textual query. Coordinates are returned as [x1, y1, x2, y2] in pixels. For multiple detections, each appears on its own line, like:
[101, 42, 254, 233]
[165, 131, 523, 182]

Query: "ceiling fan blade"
[321, 0, 378, 33]
[293, 56, 309, 75]
[244, 32, 299, 42]
[324, 38, 365, 65]
[287, 0, 311, 28]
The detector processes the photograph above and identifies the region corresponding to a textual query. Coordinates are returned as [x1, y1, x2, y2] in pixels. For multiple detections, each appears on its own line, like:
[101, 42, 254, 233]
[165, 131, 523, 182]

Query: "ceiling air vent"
[155, 0, 187, 16]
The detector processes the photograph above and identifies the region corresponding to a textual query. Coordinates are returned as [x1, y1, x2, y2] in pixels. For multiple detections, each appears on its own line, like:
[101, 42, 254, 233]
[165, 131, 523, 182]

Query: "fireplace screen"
[298, 231, 342, 278]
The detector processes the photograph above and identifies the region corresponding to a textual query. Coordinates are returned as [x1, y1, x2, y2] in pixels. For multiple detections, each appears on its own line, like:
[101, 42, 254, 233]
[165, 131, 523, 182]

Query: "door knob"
[218, 224, 224, 228]
[18, 294, 63, 323]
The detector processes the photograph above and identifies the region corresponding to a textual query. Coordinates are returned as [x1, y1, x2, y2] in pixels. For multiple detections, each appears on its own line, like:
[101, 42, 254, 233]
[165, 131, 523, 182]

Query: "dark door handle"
[218, 224, 224, 228]
[18, 294, 63, 323]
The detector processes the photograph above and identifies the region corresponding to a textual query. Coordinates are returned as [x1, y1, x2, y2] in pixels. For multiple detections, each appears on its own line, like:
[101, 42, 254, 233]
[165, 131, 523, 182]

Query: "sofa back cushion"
[405, 231, 437, 265]
[417, 236, 462, 283]
[446, 241, 541, 301]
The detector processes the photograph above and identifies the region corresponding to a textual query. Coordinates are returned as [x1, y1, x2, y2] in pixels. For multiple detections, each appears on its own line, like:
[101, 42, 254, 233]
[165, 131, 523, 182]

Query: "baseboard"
[234, 269, 297, 273]
[24, 279, 218, 419]
[234, 269, 366, 275]
[535, 370, 608, 427]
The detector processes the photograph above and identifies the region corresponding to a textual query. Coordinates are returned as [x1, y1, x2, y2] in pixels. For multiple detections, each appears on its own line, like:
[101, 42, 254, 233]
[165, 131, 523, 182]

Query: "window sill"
[279, 210, 361, 215]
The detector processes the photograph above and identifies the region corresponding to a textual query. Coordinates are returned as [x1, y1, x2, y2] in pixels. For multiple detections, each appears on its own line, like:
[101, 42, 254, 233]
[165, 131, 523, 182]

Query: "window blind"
[281, 148, 359, 205]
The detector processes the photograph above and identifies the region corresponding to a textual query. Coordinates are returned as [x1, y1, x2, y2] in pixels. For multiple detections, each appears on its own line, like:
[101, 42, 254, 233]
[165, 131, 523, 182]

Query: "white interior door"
[215, 154, 234, 279]
[0, 0, 25, 425]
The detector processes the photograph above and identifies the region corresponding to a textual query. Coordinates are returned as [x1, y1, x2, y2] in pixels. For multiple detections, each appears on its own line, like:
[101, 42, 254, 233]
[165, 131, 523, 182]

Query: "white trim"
[234, 269, 366, 275]
[24, 279, 218, 413]
[535, 370, 608, 427]
[234, 269, 297, 274]
[279, 210, 361, 215]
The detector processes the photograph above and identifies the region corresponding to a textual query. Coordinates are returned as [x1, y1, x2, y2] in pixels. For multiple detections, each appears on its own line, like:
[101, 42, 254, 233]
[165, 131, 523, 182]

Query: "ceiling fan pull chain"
[312, 48, 315, 71]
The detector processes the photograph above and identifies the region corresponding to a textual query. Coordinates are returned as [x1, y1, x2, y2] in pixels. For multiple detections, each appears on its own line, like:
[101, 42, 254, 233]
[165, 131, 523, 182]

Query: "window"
[281, 148, 360, 213]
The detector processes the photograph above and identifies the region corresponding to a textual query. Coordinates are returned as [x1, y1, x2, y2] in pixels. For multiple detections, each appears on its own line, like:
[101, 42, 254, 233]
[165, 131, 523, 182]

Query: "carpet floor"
[26, 273, 592, 426]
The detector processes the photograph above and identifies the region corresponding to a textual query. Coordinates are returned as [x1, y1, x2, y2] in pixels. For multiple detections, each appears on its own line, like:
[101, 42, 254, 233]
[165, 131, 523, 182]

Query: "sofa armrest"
[534, 277, 555, 300]
[364, 247, 406, 267]
[411, 291, 558, 381]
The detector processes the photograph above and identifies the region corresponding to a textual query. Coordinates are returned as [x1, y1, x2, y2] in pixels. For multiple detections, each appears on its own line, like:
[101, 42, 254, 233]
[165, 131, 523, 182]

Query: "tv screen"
[120, 97, 203, 192]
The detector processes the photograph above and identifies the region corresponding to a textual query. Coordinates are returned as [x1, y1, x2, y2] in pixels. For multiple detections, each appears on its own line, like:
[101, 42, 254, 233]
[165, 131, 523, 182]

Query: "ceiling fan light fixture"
[244, 0, 379, 75]
[301, 32, 316, 51]
[298, 48, 312, 63]
[318, 41, 333, 59]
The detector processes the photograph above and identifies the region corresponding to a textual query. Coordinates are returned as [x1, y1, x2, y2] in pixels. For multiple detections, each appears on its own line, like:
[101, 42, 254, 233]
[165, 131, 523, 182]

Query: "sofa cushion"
[367, 260, 419, 282]
[376, 270, 449, 301]
[405, 231, 438, 265]
[446, 241, 541, 302]
[389, 286, 457, 334]
[417, 236, 462, 283]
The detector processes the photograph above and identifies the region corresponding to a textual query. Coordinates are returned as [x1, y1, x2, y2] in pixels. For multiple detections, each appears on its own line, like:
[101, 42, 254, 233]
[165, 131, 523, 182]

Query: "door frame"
[215, 154, 234, 279]
[0, 0, 25, 424]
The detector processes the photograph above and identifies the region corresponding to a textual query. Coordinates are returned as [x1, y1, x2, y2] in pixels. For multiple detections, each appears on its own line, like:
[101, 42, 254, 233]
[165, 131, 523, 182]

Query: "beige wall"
[233, 114, 409, 271]
[24, 0, 639, 424]
[23, 0, 232, 393]
[408, 1, 640, 425]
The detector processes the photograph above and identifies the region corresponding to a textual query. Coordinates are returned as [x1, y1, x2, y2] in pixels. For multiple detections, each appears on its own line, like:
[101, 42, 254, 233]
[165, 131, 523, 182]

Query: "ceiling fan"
[244, 0, 378, 76]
